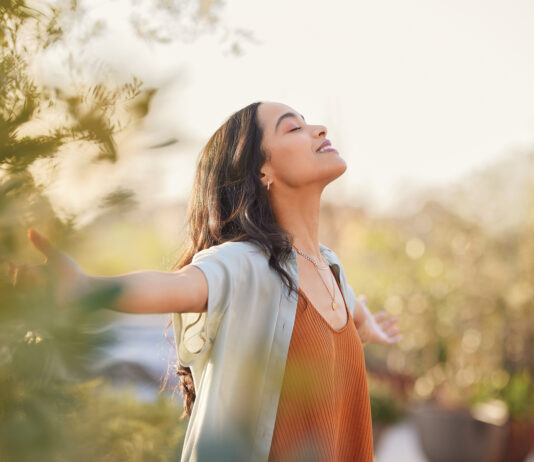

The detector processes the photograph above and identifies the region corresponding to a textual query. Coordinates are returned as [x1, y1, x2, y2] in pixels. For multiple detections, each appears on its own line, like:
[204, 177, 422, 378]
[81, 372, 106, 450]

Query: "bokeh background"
[1, 0, 533, 461]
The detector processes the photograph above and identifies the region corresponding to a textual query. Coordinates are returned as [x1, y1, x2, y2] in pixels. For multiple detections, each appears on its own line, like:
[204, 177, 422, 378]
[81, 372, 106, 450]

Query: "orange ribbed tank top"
[268, 268, 374, 462]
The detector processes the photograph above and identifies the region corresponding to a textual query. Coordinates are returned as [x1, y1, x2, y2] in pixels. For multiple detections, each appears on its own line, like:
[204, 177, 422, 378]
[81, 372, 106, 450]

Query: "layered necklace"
[293, 244, 338, 310]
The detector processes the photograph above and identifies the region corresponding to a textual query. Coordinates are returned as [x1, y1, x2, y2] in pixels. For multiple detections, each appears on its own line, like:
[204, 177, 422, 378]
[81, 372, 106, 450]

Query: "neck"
[269, 186, 322, 258]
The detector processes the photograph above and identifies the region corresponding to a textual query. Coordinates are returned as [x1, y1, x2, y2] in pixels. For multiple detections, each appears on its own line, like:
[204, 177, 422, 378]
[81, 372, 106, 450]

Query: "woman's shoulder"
[192, 239, 269, 263]
[319, 243, 342, 265]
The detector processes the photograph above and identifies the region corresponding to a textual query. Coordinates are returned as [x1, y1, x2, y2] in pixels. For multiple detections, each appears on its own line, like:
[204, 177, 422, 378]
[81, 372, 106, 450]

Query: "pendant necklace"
[293, 244, 338, 310]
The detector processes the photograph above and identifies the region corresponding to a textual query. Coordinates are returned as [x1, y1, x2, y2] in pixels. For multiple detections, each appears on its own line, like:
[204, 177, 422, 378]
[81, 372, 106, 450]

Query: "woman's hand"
[356, 295, 402, 346]
[8, 228, 89, 307]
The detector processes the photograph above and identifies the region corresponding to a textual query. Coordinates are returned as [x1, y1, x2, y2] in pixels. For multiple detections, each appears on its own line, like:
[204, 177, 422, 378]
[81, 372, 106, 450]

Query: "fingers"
[372, 310, 403, 343]
[374, 311, 398, 324]
[386, 325, 400, 336]
[388, 333, 403, 343]
[357, 300, 404, 344]
[378, 316, 398, 328]
[28, 228, 57, 262]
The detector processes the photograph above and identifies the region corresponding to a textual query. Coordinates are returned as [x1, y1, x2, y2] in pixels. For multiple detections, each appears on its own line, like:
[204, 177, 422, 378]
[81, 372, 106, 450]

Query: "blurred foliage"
[368, 376, 405, 424]
[369, 392, 404, 425]
[0, 374, 186, 462]
[0, 0, 221, 461]
[319, 152, 534, 422]
[470, 369, 534, 421]
[502, 370, 534, 421]
[60, 378, 186, 462]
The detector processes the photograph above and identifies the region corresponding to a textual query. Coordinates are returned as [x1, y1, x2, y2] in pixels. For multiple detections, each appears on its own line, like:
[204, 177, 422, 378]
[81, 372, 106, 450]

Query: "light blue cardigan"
[172, 240, 358, 461]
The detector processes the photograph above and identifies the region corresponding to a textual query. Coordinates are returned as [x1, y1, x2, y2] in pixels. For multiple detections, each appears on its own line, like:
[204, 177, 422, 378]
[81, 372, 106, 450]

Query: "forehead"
[258, 102, 303, 134]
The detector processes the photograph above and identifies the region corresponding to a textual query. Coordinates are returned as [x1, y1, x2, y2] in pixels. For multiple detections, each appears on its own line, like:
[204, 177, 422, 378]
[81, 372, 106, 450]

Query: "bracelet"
[358, 319, 371, 347]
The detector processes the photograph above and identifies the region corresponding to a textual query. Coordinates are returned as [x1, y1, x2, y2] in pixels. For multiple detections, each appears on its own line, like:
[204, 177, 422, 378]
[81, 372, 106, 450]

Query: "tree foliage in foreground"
[0, 1, 190, 460]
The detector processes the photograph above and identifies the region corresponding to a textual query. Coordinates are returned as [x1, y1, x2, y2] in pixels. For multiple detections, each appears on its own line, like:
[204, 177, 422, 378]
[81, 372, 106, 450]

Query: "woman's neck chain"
[292, 244, 338, 310]
[292, 244, 329, 270]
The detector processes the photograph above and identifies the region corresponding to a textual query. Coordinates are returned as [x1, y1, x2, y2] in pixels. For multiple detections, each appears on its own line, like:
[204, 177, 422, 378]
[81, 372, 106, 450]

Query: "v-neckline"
[298, 267, 351, 333]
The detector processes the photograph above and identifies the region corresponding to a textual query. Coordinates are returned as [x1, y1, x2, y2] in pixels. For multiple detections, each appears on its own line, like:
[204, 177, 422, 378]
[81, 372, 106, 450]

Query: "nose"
[312, 124, 327, 137]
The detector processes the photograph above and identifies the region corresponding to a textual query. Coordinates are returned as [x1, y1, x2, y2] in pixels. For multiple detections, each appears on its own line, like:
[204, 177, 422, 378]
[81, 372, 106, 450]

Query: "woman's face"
[257, 101, 347, 191]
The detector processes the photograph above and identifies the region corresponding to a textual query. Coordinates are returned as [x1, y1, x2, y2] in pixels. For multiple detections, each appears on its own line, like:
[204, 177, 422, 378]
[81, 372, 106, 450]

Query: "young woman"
[21, 101, 402, 462]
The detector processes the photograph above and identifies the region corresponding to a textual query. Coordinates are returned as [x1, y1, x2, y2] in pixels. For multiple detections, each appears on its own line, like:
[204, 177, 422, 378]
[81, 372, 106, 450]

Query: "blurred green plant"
[0, 1, 226, 461]
[503, 370, 534, 421]
[0, 373, 186, 462]
[470, 369, 534, 421]
[62, 378, 186, 462]
[0, 277, 121, 462]
[369, 388, 405, 425]
[320, 152, 534, 423]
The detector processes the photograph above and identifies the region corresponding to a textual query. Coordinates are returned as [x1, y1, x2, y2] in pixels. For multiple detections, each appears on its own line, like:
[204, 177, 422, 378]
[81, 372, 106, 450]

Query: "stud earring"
[267, 179, 271, 191]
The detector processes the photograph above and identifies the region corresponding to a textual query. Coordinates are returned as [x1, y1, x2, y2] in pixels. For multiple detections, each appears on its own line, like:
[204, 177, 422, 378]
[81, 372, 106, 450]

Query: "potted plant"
[410, 368, 534, 462]
[410, 391, 508, 462]
[471, 370, 534, 462]
[368, 374, 407, 452]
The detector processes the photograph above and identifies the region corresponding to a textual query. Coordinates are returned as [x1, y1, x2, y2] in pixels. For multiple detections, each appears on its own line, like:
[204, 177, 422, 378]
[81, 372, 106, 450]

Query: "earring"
[267, 179, 271, 191]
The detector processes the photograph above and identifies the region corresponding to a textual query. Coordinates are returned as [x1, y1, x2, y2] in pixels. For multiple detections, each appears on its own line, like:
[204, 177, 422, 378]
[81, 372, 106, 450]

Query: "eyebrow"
[275, 112, 306, 132]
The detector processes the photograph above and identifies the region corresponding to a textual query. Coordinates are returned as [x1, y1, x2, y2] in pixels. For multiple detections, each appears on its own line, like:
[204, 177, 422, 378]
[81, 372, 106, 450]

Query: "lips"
[316, 140, 331, 152]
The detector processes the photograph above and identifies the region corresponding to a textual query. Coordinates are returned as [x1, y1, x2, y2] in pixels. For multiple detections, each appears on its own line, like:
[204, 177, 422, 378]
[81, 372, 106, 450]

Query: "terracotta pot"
[410, 401, 508, 462]
[496, 418, 534, 462]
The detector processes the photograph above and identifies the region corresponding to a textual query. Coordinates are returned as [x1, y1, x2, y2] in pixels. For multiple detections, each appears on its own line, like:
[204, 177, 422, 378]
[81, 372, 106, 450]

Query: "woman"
[20, 101, 401, 462]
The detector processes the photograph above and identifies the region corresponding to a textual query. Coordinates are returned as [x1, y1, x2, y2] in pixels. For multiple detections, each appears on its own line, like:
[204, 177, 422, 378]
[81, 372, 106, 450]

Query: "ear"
[259, 163, 272, 188]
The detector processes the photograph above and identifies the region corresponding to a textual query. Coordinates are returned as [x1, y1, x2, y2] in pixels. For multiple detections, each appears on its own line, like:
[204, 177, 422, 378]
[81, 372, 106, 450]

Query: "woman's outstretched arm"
[15, 228, 208, 315]
[84, 266, 208, 314]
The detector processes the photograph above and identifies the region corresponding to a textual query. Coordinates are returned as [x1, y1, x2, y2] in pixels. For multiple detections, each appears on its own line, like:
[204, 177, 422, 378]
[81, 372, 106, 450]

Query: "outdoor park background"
[1, 0, 533, 461]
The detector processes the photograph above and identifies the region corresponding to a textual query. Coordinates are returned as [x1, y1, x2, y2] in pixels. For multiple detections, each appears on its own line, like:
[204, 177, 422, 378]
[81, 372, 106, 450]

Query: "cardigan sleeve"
[172, 242, 243, 369]
[333, 256, 358, 319]
[344, 281, 358, 318]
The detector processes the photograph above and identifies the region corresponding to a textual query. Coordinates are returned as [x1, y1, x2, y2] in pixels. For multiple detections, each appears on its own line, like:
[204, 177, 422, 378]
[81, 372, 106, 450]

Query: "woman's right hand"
[9, 229, 89, 307]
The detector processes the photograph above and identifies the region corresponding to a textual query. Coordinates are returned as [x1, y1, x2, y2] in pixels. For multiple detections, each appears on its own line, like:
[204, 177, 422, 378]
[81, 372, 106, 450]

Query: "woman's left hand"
[357, 295, 402, 345]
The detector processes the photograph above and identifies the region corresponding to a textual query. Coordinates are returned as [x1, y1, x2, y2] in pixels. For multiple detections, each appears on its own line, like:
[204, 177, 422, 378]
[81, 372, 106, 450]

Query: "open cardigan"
[172, 240, 359, 461]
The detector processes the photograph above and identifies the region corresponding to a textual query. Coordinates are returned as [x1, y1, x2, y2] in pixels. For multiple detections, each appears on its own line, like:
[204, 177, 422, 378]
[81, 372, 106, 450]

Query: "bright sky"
[39, 0, 534, 218]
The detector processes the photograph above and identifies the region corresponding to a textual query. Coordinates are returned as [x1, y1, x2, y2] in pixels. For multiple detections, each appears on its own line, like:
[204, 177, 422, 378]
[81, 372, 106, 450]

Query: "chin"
[331, 156, 348, 176]
[321, 159, 347, 185]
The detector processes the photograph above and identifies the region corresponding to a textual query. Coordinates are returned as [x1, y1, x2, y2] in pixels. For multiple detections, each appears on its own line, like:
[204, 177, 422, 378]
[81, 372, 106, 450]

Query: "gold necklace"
[292, 245, 329, 269]
[293, 245, 338, 310]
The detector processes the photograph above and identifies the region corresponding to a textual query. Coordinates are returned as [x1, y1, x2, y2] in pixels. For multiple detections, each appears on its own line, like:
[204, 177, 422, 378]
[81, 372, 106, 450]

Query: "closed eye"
[290, 126, 302, 132]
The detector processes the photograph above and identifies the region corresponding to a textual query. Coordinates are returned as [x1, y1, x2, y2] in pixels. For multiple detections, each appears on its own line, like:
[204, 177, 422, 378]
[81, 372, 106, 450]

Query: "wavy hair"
[163, 101, 297, 420]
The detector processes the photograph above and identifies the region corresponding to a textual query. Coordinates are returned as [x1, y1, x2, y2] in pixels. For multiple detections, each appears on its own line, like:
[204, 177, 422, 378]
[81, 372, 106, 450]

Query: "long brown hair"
[164, 101, 298, 420]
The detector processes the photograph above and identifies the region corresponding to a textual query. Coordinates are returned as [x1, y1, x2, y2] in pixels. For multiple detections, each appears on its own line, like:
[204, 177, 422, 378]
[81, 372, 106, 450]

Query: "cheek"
[270, 137, 313, 168]
[270, 145, 315, 185]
